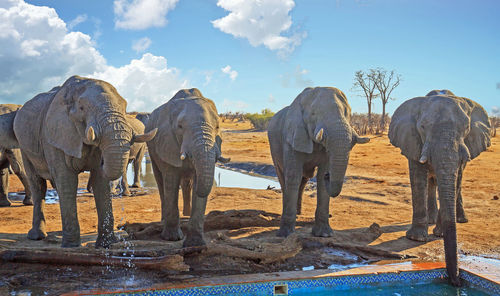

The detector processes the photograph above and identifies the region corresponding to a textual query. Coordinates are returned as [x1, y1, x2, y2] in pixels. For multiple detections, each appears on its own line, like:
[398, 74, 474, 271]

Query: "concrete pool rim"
[64, 261, 500, 295]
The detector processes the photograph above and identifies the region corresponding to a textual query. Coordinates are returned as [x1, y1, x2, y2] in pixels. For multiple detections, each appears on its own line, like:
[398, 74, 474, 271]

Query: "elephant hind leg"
[181, 176, 193, 216]
[427, 175, 438, 224]
[296, 177, 307, 215]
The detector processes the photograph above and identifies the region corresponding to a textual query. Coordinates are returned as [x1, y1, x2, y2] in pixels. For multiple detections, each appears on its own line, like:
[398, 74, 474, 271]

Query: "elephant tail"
[0, 111, 19, 149]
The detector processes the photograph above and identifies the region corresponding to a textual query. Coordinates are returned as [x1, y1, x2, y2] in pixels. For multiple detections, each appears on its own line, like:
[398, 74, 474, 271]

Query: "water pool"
[105, 268, 499, 296]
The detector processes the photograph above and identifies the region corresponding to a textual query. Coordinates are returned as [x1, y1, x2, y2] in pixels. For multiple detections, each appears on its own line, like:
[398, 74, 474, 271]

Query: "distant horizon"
[1, 0, 499, 116]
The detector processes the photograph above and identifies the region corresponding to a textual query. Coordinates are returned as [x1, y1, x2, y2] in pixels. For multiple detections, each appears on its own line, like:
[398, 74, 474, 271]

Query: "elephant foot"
[161, 226, 184, 241]
[277, 224, 295, 237]
[27, 227, 47, 240]
[182, 209, 191, 216]
[131, 183, 141, 188]
[62, 239, 82, 248]
[95, 232, 117, 248]
[122, 190, 131, 196]
[23, 196, 33, 206]
[312, 223, 334, 237]
[183, 233, 206, 248]
[432, 224, 443, 237]
[0, 197, 11, 207]
[406, 224, 429, 242]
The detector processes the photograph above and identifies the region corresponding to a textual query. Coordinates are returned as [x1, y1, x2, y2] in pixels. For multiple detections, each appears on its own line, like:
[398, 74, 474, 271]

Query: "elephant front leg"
[90, 168, 117, 248]
[406, 160, 429, 241]
[53, 169, 82, 248]
[24, 158, 48, 240]
[427, 175, 438, 224]
[0, 167, 11, 207]
[312, 165, 333, 237]
[456, 166, 468, 223]
[277, 160, 302, 237]
[183, 184, 208, 247]
[161, 168, 183, 241]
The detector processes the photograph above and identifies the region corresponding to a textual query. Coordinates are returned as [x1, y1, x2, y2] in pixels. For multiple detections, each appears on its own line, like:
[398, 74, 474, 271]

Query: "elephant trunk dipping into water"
[268, 87, 369, 238]
[7, 76, 157, 248]
[388, 90, 491, 286]
[146, 88, 230, 247]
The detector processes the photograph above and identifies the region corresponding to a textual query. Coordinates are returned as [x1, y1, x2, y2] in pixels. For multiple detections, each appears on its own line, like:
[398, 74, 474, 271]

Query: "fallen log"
[205, 234, 302, 264]
[0, 249, 189, 271]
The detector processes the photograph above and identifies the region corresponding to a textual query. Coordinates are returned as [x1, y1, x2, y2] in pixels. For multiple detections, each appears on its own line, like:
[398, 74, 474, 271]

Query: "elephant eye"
[178, 124, 183, 129]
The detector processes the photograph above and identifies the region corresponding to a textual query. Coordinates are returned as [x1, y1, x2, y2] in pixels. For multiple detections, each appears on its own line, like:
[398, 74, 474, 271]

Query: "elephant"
[267, 87, 370, 238]
[9, 76, 157, 248]
[145, 88, 229, 247]
[135, 112, 150, 126]
[0, 104, 32, 206]
[388, 90, 491, 286]
[87, 116, 147, 196]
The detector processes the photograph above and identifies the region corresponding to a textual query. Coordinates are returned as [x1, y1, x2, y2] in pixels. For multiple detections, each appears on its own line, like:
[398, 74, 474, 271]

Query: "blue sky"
[1, 0, 499, 115]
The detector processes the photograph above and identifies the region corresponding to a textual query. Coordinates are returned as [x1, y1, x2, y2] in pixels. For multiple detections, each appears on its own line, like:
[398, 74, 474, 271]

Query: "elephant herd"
[0, 76, 492, 286]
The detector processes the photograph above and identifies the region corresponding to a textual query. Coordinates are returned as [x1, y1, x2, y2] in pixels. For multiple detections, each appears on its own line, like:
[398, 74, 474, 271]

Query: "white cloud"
[212, 0, 306, 57]
[281, 65, 313, 88]
[114, 0, 178, 30]
[221, 98, 249, 112]
[492, 106, 500, 117]
[68, 14, 88, 30]
[91, 53, 188, 111]
[0, 0, 107, 101]
[268, 94, 275, 104]
[132, 37, 152, 53]
[221, 65, 238, 81]
[0, 0, 188, 112]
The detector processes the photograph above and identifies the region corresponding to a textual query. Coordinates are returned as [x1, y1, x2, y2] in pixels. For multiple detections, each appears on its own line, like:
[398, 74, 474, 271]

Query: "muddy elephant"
[87, 116, 147, 196]
[268, 87, 370, 238]
[0, 104, 32, 206]
[146, 88, 229, 247]
[10, 76, 157, 248]
[388, 90, 491, 286]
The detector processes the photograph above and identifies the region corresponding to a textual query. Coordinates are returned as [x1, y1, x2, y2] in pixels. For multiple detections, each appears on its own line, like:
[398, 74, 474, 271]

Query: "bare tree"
[371, 68, 402, 131]
[352, 70, 379, 133]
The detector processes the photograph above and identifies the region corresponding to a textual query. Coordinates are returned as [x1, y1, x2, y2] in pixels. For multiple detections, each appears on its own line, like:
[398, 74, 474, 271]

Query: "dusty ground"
[0, 120, 499, 295]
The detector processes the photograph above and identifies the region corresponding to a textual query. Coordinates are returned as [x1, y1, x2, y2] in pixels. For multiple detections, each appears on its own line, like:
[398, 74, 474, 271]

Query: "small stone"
[493, 195, 499, 200]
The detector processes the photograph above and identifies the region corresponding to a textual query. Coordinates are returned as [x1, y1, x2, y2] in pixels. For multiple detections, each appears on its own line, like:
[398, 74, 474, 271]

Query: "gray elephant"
[268, 87, 370, 238]
[135, 112, 150, 126]
[146, 88, 229, 247]
[9, 76, 157, 248]
[87, 116, 147, 196]
[388, 90, 491, 286]
[0, 104, 32, 206]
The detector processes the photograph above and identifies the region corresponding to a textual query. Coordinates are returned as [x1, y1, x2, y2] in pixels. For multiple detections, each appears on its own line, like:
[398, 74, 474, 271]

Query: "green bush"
[246, 108, 274, 130]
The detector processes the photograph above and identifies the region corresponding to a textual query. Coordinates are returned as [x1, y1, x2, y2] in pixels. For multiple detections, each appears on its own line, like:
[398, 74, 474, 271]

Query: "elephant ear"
[284, 105, 313, 154]
[149, 102, 182, 167]
[45, 77, 86, 159]
[388, 97, 426, 161]
[462, 98, 491, 160]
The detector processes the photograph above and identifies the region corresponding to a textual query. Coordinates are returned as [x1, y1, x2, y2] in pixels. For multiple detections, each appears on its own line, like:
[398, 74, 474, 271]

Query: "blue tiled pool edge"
[104, 267, 499, 296]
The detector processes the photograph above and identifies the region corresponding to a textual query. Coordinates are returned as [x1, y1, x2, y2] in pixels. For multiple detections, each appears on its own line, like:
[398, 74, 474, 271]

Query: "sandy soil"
[0, 120, 499, 295]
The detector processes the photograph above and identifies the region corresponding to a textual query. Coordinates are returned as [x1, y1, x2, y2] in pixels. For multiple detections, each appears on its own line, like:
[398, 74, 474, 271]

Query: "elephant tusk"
[419, 140, 430, 164]
[180, 153, 186, 160]
[315, 128, 324, 142]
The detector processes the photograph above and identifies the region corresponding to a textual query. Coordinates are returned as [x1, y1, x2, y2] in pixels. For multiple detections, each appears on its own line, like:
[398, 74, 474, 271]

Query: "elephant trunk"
[99, 113, 132, 181]
[325, 123, 351, 197]
[432, 125, 461, 286]
[193, 145, 216, 198]
[102, 146, 130, 181]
